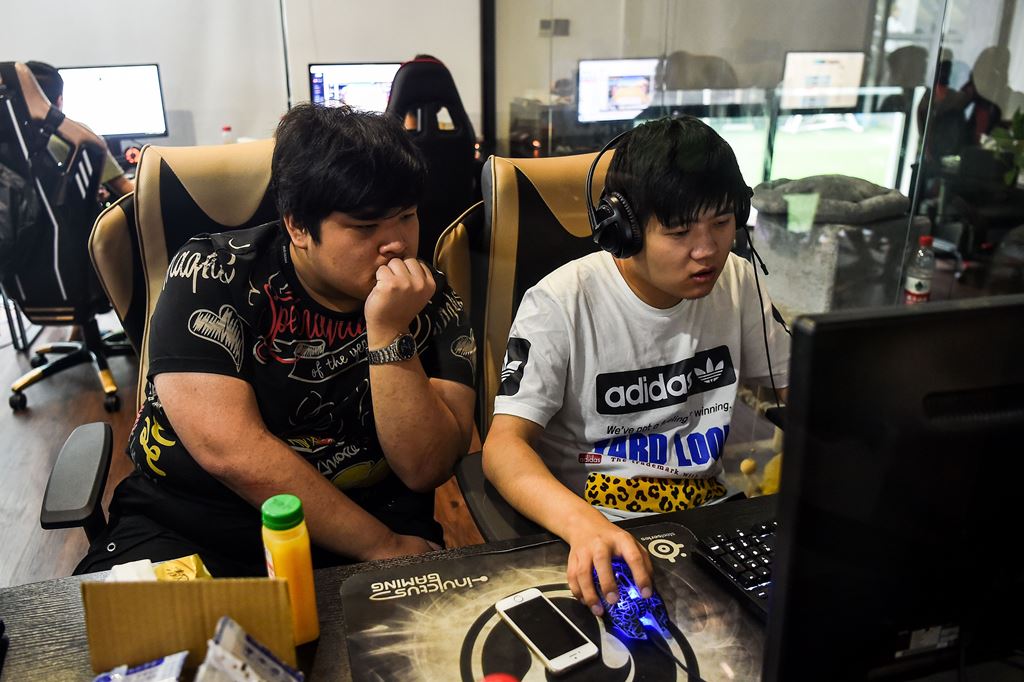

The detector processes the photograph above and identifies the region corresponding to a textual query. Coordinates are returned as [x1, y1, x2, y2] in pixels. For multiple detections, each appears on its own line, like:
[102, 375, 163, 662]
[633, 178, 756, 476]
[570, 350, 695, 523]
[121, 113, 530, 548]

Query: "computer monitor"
[58, 64, 168, 138]
[577, 58, 660, 123]
[308, 63, 401, 113]
[765, 295, 1024, 680]
[779, 51, 865, 110]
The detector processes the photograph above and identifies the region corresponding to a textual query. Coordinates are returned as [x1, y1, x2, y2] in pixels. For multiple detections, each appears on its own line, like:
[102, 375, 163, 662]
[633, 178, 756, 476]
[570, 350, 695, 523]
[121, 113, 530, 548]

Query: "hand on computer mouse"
[563, 513, 653, 616]
[594, 558, 671, 641]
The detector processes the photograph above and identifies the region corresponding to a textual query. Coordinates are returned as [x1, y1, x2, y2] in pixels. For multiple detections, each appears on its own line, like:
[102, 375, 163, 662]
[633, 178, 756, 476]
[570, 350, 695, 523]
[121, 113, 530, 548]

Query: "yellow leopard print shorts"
[584, 473, 726, 514]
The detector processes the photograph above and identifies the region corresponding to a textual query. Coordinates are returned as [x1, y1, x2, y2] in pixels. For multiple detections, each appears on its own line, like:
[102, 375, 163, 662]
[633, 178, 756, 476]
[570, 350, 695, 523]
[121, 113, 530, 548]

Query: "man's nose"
[690, 227, 718, 260]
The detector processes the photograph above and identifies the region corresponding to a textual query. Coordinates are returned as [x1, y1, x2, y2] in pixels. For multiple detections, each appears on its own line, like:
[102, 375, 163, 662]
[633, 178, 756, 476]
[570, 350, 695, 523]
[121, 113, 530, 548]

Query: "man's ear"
[282, 214, 310, 249]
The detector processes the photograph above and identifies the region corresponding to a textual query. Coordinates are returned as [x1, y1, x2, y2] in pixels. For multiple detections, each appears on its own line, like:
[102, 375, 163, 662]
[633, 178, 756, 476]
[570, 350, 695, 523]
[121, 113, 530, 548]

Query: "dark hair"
[605, 116, 749, 229]
[25, 61, 63, 104]
[271, 103, 427, 242]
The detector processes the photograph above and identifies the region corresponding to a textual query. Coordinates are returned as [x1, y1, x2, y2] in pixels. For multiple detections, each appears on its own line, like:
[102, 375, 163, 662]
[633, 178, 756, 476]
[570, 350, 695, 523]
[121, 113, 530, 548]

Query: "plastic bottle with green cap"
[261, 494, 319, 644]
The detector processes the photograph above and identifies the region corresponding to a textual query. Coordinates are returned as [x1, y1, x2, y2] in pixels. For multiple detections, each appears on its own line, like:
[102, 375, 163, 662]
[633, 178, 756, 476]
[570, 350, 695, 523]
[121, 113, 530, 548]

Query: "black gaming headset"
[585, 126, 753, 259]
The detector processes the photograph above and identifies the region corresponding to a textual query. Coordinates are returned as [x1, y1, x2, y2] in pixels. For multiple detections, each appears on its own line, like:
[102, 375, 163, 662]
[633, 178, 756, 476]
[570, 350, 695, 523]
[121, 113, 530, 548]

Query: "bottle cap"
[262, 494, 304, 530]
[919, 235, 933, 247]
[222, 125, 233, 131]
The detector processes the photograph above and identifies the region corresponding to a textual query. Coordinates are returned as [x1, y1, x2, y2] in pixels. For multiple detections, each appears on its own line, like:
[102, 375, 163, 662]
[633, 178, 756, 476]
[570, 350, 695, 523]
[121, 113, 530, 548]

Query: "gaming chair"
[386, 58, 478, 262]
[0, 61, 132, 412]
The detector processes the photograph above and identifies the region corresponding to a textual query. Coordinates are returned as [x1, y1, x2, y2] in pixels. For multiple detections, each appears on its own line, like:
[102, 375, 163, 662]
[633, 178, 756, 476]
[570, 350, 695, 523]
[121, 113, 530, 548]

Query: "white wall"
[0, 0, 288, 146]
[0, 0, 482, 146]
[283, 0, 482, 135]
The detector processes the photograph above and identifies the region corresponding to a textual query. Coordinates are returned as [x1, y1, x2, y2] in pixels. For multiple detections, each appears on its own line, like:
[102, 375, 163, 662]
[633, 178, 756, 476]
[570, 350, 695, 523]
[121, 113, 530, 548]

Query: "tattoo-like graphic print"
[188, 304, 245, 371]
[166, 247, 237, 293]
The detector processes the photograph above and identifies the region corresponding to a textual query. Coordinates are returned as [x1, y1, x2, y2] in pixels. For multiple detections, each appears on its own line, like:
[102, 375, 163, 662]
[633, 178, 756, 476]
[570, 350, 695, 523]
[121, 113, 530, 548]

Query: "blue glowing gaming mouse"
[594, 558, 670, 640]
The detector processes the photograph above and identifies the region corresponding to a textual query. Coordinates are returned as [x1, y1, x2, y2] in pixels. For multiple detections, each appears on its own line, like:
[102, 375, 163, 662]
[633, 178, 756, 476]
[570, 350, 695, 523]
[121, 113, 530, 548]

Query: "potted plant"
[989, 108, 1024, 188]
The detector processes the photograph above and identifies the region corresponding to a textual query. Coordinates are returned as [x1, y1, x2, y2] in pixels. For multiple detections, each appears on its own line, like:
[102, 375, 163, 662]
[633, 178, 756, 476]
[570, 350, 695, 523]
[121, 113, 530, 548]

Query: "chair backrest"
[0, 61, 109, 324]
[386, 58, 477, 262]
[89, 139, 278, 411]
[435, 151, 613, 438]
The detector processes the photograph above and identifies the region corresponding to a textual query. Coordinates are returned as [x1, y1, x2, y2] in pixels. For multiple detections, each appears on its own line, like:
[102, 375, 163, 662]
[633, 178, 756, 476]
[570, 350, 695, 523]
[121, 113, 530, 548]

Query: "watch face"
[397, 334, 416, 359]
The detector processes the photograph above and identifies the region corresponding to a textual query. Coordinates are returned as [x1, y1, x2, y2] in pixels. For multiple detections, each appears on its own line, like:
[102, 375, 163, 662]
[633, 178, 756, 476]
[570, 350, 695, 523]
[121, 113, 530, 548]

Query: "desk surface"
[0, 495, 775, 681]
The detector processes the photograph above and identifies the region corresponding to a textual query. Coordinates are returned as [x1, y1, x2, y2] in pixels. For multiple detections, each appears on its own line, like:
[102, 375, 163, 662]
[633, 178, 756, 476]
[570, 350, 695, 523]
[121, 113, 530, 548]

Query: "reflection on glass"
[771, 110, 905, 187]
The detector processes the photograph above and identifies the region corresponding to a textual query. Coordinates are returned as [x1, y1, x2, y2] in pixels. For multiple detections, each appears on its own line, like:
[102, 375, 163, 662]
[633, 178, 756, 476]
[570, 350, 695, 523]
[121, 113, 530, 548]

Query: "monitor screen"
[577, 58, 660, 123]
[764, 295, 1024, 680]
[308, 63, 401, 112]
[58, 64, 168, 138]
[780, 51, 865, 110]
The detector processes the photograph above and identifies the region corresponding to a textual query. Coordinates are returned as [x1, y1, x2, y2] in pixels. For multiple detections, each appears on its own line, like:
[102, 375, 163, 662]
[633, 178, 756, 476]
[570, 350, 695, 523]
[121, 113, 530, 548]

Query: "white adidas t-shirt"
[492, 251, 790, 520]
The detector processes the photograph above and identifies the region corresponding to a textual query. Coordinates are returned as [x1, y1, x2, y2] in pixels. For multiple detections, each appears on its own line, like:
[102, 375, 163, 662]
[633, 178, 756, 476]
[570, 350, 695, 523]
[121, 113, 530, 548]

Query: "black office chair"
[386, 57, 478, 262]
[434, 152, 613, 541]
[40, 138, 278, 541]
[0, 61, 132, 412]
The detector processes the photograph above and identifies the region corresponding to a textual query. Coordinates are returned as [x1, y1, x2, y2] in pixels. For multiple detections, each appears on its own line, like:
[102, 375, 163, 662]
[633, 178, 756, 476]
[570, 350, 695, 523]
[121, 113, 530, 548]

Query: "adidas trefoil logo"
[501, 360, 523, 382]
[693, 357, 725, 384]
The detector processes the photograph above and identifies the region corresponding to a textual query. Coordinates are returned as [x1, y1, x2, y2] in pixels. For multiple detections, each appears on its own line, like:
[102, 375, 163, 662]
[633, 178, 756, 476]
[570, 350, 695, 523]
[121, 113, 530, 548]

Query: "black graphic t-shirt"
[124, 222, 476, 549]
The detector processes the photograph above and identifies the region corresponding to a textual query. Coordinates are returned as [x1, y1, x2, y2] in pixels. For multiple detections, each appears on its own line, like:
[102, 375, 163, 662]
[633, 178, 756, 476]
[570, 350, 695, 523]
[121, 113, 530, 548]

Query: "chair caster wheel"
[103, 394, 121, 412]
[9, 392, 27, 411]
[30, 354, 47, 368]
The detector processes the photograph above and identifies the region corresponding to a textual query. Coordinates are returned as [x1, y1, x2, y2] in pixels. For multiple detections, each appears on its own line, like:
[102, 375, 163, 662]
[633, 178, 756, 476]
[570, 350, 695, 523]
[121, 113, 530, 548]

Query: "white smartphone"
[495, 587, 599, 674]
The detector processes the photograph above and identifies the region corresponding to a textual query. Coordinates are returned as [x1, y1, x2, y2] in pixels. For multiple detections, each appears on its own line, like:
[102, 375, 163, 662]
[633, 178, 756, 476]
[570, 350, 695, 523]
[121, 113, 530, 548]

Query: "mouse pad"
[341, 522, 763, 681]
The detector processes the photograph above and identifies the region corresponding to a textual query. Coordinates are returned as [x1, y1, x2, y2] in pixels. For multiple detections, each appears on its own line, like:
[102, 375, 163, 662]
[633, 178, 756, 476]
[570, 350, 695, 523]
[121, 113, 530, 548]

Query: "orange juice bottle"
[261, 494, 320, 644]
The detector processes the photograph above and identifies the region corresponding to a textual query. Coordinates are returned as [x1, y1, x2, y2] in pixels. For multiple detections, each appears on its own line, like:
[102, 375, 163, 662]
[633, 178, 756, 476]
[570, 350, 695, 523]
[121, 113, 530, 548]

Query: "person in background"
[76, 103, 477, 576]
[25, 60, 134, 199]
[483, 116, 790, 615]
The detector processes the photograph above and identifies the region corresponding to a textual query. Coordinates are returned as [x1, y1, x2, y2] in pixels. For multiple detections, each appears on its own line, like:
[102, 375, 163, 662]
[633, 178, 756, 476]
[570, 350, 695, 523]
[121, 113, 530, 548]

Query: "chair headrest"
[485, 151, 615, 237]
[387, 59, 468, 115]
[135, 138, 275, 228]
[0, 62, 106, 153]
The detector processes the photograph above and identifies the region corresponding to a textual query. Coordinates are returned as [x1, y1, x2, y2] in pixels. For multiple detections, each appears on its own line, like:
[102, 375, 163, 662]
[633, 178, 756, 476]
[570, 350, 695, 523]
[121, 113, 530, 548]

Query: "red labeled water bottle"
[903, 235, 935, 304]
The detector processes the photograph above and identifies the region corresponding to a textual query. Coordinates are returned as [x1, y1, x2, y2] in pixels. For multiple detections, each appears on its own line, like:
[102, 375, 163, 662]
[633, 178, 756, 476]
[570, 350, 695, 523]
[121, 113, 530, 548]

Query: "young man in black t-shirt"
[77, 104, 477, 576]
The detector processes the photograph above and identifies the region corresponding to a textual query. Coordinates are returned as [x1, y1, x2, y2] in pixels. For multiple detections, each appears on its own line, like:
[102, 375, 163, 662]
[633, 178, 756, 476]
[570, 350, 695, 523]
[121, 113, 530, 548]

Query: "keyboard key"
[739, 571, 758, 587]
[755, 567, 771, 580]
[722, 554, 744, 575]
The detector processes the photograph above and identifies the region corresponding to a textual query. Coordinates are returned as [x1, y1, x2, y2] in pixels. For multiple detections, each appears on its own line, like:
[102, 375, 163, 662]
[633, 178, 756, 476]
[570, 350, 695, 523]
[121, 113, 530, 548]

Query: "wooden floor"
[0, 311, 482, 588]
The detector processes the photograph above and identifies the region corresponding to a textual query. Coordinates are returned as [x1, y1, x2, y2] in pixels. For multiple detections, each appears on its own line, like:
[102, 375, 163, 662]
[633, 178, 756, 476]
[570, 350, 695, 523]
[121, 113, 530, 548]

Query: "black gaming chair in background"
[385, 58, 478, 262]
[0, 62, 132, 412]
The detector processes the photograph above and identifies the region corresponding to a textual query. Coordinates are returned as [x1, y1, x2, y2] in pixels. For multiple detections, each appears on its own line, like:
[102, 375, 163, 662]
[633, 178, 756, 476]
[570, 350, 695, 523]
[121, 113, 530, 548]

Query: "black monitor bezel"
[57, 63, 169, 140]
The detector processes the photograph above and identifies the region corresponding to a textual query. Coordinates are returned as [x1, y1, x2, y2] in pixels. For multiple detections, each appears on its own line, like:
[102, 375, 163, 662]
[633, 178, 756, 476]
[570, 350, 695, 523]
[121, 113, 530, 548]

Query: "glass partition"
[492, 0, 1024, 481]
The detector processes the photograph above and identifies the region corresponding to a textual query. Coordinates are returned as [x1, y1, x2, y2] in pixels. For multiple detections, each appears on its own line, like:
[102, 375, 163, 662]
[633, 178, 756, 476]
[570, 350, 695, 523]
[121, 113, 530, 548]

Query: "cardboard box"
[81, 578, 295, 672]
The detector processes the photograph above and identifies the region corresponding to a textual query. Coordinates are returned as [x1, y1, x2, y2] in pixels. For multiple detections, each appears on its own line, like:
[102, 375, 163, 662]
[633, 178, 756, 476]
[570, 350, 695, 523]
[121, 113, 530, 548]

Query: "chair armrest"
[40, 423, 113, 541]
[454, 451, 543, 542]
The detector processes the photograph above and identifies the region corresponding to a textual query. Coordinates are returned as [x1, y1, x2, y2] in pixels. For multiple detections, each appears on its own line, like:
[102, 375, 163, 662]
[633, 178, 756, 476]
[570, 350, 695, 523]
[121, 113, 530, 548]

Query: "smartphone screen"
[501, 597, 589, 660]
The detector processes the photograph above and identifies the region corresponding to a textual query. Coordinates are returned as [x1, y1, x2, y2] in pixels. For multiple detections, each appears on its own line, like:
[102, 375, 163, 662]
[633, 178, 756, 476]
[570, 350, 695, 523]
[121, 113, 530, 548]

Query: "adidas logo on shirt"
[595, 346, 736, 415]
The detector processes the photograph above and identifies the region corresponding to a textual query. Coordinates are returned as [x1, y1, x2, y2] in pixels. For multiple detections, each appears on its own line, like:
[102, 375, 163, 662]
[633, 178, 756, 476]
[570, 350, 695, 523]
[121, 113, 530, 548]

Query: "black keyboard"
[695, 519, 777, 620]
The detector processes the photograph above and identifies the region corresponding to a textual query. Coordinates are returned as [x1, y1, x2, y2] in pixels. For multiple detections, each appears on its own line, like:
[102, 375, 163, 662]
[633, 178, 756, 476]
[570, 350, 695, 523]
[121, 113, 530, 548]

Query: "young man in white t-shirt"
[482, 116, 790, 616]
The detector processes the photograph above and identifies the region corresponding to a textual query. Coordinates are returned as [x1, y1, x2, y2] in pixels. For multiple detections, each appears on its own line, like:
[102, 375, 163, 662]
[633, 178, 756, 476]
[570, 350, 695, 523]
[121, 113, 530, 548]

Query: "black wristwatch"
[367, 333, 417, 365]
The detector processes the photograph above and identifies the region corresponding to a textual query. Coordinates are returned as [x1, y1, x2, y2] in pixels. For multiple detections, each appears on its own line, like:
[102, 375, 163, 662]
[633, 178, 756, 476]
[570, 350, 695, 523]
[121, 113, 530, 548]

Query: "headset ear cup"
[609, 192, 642, 258]
[736, 185, 753, 227]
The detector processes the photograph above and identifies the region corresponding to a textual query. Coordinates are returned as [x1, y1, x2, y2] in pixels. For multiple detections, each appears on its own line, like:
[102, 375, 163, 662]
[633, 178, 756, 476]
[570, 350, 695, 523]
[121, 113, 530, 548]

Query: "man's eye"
[401, 213, 417, 221]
